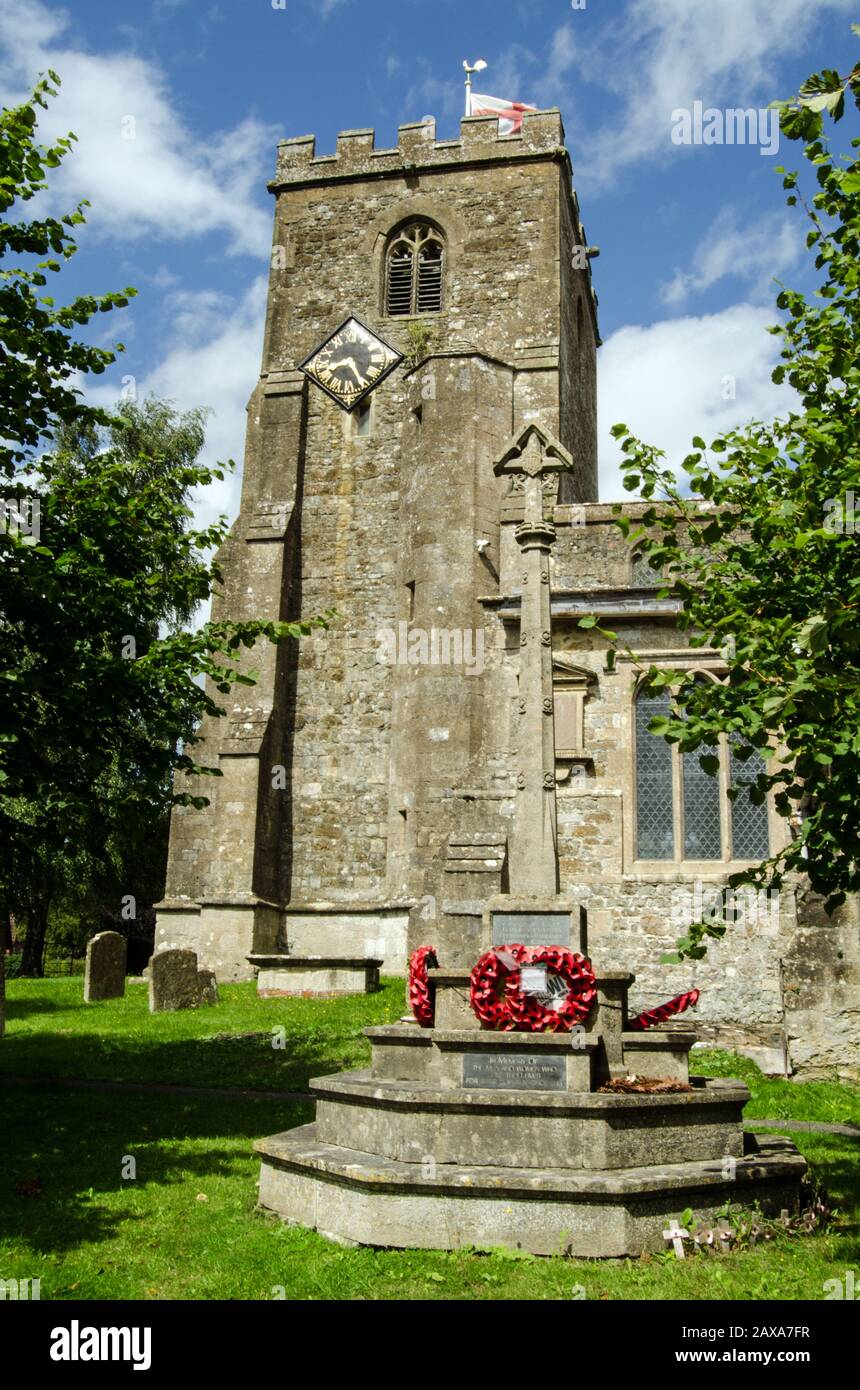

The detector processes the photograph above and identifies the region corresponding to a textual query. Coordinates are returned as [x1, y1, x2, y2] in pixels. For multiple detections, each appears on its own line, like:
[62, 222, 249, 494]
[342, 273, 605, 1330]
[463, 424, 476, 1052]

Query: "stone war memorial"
[154, 105, 857, 1253]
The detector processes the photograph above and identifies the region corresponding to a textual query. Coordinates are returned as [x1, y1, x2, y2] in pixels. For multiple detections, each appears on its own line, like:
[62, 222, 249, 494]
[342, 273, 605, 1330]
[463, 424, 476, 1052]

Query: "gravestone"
[84, 931, 127, 1003]
[197, 968, 219, 1006]
[149, 948, 200, 1013]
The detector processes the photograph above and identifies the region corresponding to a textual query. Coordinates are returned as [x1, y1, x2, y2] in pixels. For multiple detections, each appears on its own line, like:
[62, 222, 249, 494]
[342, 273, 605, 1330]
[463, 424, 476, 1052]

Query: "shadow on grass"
[0, 1083, 310, 1257]
[0, 979, 405, 1092]
[788, 1134, 860, 1231]
[0, 1028, 372, 1091]
[3, 996, 85, 1019]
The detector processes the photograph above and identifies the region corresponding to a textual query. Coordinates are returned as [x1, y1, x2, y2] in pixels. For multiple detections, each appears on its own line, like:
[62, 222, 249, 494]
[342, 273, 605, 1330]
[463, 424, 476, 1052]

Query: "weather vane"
[462, 57, 487, 116]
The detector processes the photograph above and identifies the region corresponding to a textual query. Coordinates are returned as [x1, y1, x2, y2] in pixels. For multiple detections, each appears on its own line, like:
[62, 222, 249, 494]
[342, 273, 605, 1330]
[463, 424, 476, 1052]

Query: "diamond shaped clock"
[298, 314, 403, 412]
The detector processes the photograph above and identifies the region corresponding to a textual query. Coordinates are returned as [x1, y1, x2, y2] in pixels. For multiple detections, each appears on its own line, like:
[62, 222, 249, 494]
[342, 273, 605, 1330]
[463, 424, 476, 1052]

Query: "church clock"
[299, 314, 403, 411]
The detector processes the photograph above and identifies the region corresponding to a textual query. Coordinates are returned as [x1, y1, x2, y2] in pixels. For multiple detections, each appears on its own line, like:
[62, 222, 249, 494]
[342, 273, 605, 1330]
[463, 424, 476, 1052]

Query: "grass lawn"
[1, 977, 858, 1300]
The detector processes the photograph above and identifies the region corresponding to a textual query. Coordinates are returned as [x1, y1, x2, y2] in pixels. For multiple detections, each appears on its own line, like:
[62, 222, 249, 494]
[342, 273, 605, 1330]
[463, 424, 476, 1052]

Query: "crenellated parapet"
[270, 109, 571, 188]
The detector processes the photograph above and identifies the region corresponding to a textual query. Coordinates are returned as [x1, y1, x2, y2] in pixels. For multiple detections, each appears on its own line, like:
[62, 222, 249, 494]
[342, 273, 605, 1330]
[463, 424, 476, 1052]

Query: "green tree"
[0, 79, 329, 976]
[605, 41, 860, 960]
[0, 71, 133, 478]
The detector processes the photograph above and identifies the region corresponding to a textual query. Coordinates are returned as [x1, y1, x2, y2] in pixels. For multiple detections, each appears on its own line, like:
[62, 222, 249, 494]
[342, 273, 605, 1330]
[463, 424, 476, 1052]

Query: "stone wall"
[156, 111, 859, 1078]
[158, 109, 597, 982]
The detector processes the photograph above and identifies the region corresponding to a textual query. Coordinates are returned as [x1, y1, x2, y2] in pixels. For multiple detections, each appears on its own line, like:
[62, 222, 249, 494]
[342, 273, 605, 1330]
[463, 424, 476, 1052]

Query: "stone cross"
[494, 424, 573, 896]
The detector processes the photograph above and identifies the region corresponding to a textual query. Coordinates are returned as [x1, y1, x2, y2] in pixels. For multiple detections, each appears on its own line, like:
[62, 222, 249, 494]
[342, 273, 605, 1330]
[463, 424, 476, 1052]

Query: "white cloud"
[598, 303, 797, 501]
[660, 207, 804, 306]
[0, 0, 274, 254]
[89, 277, 267, 533]
[549, 0, 855, 186]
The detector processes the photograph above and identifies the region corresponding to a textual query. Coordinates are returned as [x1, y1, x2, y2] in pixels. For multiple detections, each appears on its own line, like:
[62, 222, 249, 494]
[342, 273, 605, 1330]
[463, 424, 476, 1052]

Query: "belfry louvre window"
[385, 223, 444, 316]
[634, 684, 771, 864]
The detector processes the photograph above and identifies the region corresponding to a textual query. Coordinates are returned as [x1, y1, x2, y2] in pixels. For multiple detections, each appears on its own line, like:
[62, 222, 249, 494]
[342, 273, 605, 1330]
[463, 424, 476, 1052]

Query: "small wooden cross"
[663, 1220, 689, 1258]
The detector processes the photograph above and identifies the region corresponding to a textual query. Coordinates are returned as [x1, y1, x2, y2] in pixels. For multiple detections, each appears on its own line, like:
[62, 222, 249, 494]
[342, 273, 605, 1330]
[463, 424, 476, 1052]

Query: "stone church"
[156, 108, 858, 1078]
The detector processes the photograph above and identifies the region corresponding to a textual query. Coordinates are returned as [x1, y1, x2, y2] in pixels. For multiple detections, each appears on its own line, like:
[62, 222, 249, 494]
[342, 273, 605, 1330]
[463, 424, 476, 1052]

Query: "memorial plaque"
[462, 1051, 566, 1091]
[492, 912, 571, 948]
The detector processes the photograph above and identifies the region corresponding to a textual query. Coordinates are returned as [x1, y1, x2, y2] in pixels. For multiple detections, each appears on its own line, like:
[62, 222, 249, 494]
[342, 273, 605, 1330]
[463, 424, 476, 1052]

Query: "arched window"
[385, 222, 444, 316]
[631, 548, 661, 587]
[635, 691, 675, 860]
[729, 743, 770, 859]
[634, 682, 771, 864]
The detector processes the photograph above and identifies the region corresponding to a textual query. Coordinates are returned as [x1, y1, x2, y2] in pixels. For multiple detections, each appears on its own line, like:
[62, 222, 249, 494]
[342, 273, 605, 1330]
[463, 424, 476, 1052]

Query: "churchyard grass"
[1, 977, 857, 1300]
[1, 977, 856, 1125]
[0, 976, 406, 1092]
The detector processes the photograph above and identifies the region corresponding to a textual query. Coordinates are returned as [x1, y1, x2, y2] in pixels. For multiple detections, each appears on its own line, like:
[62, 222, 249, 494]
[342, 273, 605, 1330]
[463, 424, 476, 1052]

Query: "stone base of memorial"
[255, 960, 807, 1256]
[248, 954, 382, 998]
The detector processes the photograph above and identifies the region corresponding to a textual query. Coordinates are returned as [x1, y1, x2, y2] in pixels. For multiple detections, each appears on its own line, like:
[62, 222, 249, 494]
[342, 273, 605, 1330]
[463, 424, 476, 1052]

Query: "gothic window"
[729, 742, 770, 859]
[635, 691, 675, 859]
[634, 682, 771, 864]
[682, 742, 722, 859]
[631, 548, 661, 587]
[385, 222, 444, 316]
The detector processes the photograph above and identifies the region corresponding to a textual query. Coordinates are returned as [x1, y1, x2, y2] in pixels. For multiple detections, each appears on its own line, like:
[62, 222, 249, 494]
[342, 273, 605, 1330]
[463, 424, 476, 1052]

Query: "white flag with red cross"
[467, 91, 537, 135]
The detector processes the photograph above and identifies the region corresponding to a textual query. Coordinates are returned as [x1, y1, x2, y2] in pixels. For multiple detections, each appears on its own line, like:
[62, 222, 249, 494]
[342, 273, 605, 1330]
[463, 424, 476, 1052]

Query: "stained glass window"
[635, 692, 674, 859]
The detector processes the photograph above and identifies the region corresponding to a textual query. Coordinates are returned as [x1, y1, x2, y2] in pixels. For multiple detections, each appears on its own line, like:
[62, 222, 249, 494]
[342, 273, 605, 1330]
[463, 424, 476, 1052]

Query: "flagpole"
[462, 58, 487, 117]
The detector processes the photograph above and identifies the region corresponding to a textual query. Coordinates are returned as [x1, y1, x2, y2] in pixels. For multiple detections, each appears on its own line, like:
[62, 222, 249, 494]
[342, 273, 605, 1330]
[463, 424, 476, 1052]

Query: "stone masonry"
[156, 109, 858, 1078]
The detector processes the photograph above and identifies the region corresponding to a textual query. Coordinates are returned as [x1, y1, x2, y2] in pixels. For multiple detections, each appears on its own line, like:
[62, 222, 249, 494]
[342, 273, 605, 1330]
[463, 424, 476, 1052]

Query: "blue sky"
[0, 0, 856, 523]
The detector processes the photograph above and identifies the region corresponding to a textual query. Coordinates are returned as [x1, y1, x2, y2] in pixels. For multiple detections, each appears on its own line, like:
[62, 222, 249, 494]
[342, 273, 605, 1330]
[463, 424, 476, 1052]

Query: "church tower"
[156, 108, 600, 980]
[154, 105, 859, 1083]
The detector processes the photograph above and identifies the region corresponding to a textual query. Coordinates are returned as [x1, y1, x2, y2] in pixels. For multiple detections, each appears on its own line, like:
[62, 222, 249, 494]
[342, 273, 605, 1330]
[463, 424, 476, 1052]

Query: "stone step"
[310, 1069, 748, 1172]
[255, 1123, 807, 1257]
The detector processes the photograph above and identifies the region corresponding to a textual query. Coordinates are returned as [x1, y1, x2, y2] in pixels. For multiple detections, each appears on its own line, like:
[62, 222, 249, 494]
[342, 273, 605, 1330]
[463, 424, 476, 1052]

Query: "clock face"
[299, 315, 403, 412]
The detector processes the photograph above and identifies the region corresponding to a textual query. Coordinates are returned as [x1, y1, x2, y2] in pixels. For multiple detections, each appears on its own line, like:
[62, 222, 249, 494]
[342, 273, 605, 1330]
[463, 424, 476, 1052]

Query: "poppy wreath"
[505, 946, 597, 1033]
[470, 944, 597, 1033]
[469, 943, 530, 1030]
[627, 988, 700, 1032]
[408, 945, 439, 1027]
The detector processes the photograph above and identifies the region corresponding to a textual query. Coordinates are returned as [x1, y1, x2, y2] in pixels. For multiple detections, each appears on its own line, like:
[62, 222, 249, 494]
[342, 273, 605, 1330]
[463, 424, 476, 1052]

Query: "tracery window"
[385, 222, 444, 316]
[634, 683, 770, 864]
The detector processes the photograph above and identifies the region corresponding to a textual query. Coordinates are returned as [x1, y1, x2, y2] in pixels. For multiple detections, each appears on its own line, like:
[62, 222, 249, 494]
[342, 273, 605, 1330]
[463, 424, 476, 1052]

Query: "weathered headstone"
[84, 931, 127, 1003]
[197, 968, 218, 1006]
[148, 948, 200, 1013]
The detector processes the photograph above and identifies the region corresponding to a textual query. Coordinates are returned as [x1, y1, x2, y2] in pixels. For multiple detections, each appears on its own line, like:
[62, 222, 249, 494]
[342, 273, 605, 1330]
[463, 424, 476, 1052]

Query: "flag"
[468, 91, 537, 136]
